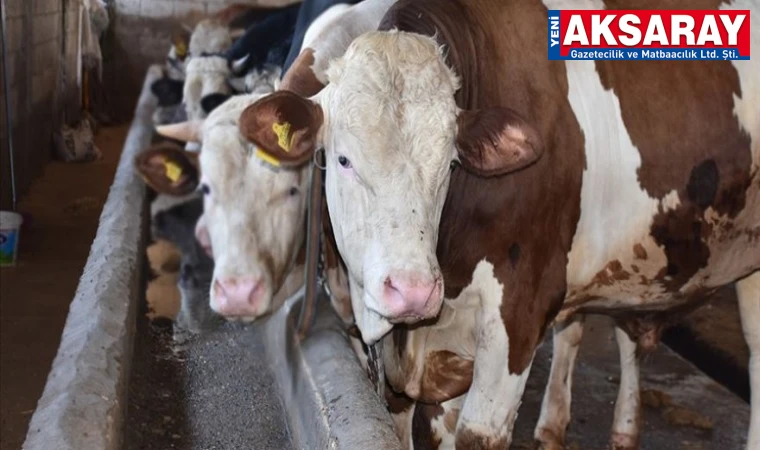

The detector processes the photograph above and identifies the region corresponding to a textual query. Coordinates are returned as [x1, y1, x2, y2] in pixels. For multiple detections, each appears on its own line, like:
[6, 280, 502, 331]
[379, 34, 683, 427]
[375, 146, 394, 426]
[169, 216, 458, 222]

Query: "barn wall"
[0, 0, 82, 210]
[103, 0, 300, 123]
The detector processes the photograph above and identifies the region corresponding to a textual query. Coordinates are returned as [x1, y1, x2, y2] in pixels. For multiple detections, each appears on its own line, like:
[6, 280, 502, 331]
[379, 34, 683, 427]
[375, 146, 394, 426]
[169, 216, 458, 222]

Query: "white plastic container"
[0, 211, 23, 266]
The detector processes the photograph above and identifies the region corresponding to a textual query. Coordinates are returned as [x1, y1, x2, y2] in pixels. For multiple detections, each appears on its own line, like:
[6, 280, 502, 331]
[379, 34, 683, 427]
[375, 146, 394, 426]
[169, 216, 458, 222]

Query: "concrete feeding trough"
[21, 66, 400, 450]
[21, 67, 751, 450]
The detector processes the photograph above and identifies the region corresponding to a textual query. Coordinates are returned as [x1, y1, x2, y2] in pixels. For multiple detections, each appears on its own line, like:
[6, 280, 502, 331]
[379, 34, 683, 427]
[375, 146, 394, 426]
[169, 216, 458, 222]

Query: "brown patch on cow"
[747, 226, 760, 242]
[412, 402, 444, 450]
[650, 203, 713, 291]
[633, 243, 648, 260]
[419, 351, 473, 403]
[280, 48, 326, 98]
[386, 386, 415, 414]
[383, 0, 585, 377]
[508, 243, 520, 268]
[443, 408, 459, 433]
[455, 427, 508, 450]
[594, 53, 752, 291]
[631, 264, 640, 273]
[591, 260, 632, 287]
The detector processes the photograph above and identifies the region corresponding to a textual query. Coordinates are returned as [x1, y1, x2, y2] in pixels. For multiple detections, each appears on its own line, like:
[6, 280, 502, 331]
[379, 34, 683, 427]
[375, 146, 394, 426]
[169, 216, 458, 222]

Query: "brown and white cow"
[282, 0, 398, 96]
[239, 0, 760, 448]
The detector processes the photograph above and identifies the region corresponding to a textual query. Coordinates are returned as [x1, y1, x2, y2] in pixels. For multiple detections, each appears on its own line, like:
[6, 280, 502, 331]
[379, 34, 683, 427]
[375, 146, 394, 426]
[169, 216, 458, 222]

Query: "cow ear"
[239, 91, 323, 169]
[135, 143, 200, 196]
[455, 107, 544, 177]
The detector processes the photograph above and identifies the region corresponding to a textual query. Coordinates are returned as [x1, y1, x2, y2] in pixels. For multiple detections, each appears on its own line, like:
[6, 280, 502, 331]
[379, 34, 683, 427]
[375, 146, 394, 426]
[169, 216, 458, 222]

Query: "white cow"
[146, 94, 308, 321]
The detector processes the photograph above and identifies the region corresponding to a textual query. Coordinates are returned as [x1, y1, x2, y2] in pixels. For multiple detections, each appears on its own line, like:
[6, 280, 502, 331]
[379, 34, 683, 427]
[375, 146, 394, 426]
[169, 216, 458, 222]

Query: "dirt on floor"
[0, 125, 128, 450]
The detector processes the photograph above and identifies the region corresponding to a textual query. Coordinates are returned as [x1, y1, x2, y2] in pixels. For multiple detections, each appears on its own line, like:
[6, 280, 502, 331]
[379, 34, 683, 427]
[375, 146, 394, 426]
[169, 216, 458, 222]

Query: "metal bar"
[297, 151, 325, 339]
[0, 0, 18, 211]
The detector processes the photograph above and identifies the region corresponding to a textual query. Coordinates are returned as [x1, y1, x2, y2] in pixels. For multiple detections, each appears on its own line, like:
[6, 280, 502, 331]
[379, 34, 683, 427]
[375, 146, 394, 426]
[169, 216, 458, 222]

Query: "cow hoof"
[533, 428, 564, 450]
[610, 432, 639, 450]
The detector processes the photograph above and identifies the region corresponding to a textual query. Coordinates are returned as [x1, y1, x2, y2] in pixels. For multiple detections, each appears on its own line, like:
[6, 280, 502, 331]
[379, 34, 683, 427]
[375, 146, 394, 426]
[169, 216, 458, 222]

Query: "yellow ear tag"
[164, 158, 183, 183]
[175, 41, 188, 58]
[255, 149, 281, 168]
[272, 121, 293, 152]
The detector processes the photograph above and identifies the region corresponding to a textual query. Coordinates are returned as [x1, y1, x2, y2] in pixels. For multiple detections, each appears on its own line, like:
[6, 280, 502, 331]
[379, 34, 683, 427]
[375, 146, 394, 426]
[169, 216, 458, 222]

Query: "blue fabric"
[226, 4, 301, 73]
[281, 0, 364, 75]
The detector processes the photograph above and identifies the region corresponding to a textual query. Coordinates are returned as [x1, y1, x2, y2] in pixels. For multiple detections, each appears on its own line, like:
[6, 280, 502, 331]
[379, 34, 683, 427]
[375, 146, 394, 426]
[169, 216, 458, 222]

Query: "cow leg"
[534, 316, 585, 450]
[428, 395, 465, 450]
[737, 271, 760, 450]
[387, 389, 416, 450]
[454, 264, 534, 449]
[610, 325, 640, 450]
[410, 395, 465, 450]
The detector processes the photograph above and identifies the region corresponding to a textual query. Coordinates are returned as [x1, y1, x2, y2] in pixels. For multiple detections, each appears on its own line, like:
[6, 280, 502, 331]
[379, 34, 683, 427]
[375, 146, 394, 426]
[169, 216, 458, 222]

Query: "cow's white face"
[198, 96, 309, 321]
[184, 57, 233, 121]
[317, 32, 461, 341]
[240, 31, 545, 343]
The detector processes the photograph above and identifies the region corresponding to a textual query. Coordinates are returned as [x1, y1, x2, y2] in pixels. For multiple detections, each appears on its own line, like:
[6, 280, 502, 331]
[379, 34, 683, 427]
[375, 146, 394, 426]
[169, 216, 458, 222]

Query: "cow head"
[155, 94, 310, 323]
[184, 57, 233, 120]
[240, 31, 543, 343]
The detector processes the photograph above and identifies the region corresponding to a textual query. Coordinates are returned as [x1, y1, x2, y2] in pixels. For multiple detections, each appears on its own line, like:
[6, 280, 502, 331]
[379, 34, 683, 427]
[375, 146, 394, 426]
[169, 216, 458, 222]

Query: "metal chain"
[367, 341, 385, 400]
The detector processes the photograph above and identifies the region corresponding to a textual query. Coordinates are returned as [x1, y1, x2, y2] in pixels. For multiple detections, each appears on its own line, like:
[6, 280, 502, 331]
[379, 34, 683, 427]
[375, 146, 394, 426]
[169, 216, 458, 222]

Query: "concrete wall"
[0, 0, 82, 210]
[103, 0, 299, 125]
[0, 0, 300, 210]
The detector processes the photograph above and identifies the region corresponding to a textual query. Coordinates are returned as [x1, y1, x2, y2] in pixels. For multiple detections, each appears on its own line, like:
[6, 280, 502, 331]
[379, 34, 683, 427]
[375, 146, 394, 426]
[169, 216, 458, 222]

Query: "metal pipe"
[297, 152, 325, 340]
[0, 0, 17, 211]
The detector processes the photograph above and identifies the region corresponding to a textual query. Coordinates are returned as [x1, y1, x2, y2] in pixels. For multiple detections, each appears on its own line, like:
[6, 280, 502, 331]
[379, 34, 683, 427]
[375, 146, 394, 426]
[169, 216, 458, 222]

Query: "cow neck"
[380, 0, 586, 374]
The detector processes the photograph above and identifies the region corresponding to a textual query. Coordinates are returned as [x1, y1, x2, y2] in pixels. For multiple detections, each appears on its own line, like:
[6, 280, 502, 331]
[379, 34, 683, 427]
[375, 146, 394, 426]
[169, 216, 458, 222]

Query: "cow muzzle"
[380, 272, 443, 323]
[211, 276, 268, 320]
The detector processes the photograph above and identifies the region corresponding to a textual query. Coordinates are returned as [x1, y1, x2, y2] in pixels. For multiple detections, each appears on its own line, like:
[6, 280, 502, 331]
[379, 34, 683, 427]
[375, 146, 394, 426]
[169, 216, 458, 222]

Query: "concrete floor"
[512, 315, 750, 449]
[0, 125, 128, 450]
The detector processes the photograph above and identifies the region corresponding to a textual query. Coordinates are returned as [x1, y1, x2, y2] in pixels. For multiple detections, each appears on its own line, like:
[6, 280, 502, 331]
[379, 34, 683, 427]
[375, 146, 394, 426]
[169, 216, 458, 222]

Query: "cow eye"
[338, 155, 352, 169]
[450, 160, 458, 171]
[288, 186, 299, 196]
[200, 183, 210, 195]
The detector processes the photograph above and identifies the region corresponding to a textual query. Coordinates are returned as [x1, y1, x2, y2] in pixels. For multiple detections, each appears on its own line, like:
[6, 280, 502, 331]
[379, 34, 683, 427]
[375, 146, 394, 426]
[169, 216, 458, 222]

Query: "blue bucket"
[0, 211, 23, 266]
